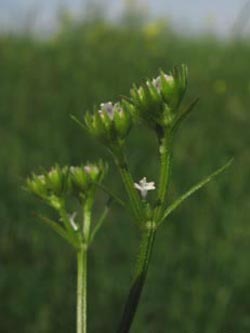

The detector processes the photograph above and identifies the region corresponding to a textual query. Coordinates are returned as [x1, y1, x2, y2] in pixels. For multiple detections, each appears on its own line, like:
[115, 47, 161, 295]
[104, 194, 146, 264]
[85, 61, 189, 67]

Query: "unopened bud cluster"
[26, 161, 107, 210]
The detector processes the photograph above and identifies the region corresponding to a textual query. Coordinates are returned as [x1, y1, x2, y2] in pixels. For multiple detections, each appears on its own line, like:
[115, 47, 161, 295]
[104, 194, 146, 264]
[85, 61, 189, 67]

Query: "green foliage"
[0, 18, 250, 333]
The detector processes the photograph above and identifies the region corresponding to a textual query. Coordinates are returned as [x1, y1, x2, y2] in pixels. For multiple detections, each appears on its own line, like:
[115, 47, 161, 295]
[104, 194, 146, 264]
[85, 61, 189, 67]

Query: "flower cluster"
[84, 101, 134, 146]
[129, 65, 188, 133]
[26, 161, 107, 210]
[26, 165, 69, 209]
[70, 161, 107, 195]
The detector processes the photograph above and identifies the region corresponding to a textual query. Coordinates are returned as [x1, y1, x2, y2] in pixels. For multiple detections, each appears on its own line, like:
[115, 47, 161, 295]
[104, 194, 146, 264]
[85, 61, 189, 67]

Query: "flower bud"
[84, 100, 133, 145]
[70, 166, 88, 190]
[26, 174, 47, 198]
[46, 165, 69, 195]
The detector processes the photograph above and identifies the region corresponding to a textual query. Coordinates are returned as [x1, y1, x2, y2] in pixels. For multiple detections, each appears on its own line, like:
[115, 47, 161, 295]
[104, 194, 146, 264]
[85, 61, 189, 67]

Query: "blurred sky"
[0, 0, 249, 36]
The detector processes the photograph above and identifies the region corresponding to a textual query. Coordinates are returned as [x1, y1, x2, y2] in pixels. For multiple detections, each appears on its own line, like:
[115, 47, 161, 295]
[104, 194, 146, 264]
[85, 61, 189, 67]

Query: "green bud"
[46, 165, 69, 195]
[70, 166, 89, 191]
[26, 174, 47, 198]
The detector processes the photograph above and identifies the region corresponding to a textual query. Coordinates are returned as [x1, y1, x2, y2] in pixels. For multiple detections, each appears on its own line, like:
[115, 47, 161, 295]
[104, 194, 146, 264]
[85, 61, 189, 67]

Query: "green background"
[0, 16, 250, 332]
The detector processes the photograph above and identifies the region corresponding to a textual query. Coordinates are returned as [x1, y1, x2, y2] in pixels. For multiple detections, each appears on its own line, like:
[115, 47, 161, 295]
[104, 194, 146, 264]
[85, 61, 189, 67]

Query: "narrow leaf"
[70, 114, 86, 131]
[93, 181, 126, 208]
[159, 159, 233, 225]
[172, 97, 199, 134]
[89, 197, 112, 244]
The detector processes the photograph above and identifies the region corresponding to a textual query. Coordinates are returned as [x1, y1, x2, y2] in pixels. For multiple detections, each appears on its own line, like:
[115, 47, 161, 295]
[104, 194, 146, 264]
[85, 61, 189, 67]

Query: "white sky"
[0, 0, 249, 36]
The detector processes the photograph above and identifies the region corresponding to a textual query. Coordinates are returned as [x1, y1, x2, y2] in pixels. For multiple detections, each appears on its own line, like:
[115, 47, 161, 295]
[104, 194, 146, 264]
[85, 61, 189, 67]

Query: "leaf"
[89, 198, 112, 244]
[70, 114, 86, 131]
[172, 97, 199, 134]
[38, 214, 79, 249]
[159, 159, 233, 226]
[93, 181, 126, 208]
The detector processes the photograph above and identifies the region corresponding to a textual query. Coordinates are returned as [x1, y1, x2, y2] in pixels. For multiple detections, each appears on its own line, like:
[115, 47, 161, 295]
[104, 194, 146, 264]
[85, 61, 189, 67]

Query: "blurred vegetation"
[0, 12, 250, 333]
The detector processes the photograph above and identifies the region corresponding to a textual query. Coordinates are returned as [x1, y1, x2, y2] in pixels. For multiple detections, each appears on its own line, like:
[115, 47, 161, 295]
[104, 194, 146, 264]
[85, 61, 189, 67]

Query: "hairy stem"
[77, 246, 87, 333]
[116, 223, 156, 333]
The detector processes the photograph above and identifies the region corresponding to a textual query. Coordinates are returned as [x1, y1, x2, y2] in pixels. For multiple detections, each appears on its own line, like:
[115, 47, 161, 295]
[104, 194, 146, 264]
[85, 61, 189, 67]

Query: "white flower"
[134, 177, 156, 198]
[99, 102, 117, 120]
[99, 102, 123, 120]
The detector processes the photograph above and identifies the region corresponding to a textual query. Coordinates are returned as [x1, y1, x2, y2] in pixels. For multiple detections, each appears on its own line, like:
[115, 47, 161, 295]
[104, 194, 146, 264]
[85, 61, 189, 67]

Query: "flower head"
[129, 65, 188, 133]
[26, 166, 70, 210]
[134, 177, 156, 199]
[26, 161, 108, 208]
[70, 160, 108, 195]
[84, 100, 134, 146]
[26, 166, 69, 199]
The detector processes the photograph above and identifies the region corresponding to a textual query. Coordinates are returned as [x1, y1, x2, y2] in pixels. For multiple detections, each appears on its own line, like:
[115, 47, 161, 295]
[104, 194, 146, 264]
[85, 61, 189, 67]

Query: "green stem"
[114, 150, 143, 223]
[76, 195, 93, 333]
[154, 133, 172, 223]
[116, 222, 156, 333]
[77, 246, 87, 333]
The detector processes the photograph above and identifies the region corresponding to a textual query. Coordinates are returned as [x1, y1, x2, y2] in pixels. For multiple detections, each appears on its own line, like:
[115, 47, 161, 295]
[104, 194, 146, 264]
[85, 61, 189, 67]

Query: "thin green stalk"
[154, 133, 172, 223]
[77, 246, 87, 333]
[116, 222, 156, 333]
[76, 195, 94, 333]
